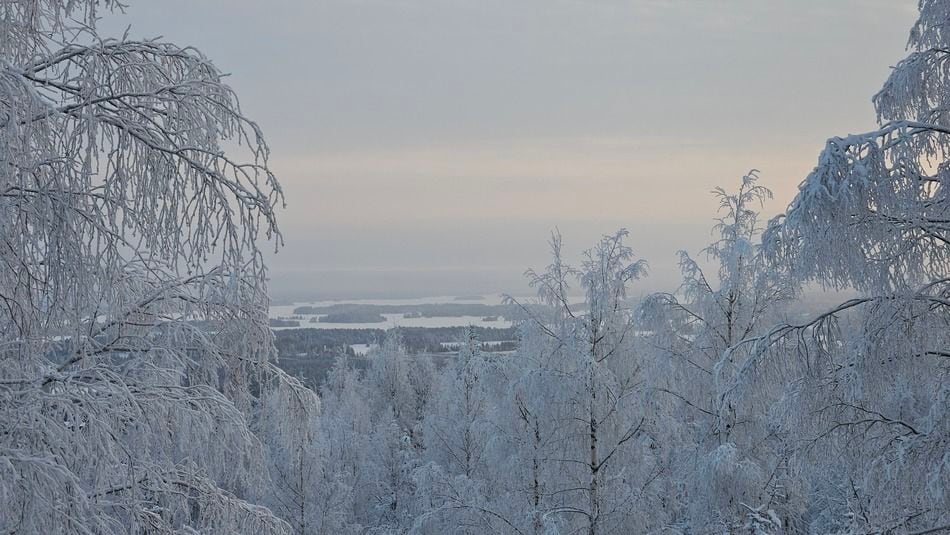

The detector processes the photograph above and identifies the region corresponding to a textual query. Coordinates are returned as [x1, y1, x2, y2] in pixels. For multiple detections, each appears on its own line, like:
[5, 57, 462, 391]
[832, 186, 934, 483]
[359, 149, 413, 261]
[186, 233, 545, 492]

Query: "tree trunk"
[589, 366, 600, 535]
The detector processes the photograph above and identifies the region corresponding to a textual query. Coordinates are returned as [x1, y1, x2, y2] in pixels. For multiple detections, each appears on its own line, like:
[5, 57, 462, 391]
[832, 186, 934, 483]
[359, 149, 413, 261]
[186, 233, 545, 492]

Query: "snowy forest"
[1, 1, 949, 534]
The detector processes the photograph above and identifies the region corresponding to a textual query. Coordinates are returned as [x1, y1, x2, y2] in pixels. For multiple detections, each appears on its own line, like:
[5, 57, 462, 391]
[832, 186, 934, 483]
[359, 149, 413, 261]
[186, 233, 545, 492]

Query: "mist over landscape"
[102, 0, 917, 300]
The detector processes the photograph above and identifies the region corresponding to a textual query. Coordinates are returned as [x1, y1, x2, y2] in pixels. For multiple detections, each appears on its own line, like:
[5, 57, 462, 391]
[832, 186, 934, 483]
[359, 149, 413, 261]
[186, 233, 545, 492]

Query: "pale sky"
[105, 1, 918, 299]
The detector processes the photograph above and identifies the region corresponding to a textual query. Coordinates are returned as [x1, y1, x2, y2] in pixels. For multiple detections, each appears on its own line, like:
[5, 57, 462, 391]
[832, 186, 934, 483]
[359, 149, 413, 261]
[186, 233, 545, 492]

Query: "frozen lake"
[269, 294, 522, 330]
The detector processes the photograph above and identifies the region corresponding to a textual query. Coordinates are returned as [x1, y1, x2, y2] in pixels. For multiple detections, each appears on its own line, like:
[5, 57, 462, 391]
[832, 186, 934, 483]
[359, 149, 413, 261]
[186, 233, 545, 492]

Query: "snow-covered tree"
[423, 327, 496, 480]
[365, 332, 416, 431]
[0, 2, 317, 532]
[413, 327, 510, 533]
[317, 356, 373, 532]
[641, 171, 788, 433]
[640, 172, 797, 530]
[363, 410, 420, 533]
[497, 323, 565, 535]
[260, 386, 329, 535]
[724, 2, 950, 532]
[646, 171, 791, 365]
[511, 230, 666, 535]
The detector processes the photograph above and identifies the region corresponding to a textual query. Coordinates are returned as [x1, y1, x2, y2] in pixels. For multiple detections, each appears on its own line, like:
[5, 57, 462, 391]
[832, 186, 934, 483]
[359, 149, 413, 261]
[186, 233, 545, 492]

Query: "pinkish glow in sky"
[105, 0, 917, 298]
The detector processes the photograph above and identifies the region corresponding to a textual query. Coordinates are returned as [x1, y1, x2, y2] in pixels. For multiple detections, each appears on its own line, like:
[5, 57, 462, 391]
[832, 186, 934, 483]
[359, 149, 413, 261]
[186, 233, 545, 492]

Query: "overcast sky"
[106, 1, 917, 299]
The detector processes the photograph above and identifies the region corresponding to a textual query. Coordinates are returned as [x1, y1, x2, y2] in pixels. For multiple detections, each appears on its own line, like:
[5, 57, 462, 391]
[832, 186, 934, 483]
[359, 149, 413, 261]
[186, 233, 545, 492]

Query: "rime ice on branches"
[0, 2, 318, 533]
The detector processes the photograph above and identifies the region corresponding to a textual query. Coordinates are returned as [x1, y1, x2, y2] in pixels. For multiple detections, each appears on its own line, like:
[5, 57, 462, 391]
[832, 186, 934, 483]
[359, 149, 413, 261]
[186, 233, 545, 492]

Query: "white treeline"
[306, 182, 794, 534]
[3, 1, 950, 534]
[299, 2, 950, 532]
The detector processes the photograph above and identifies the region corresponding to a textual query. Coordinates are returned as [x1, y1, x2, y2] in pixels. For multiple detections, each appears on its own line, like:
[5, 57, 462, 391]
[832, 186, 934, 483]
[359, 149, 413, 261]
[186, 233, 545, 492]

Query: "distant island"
[453, 295, 486, 301]
[317, 311, 387, 324]
[292, 302, 524, 319]
[269, 318, 301, 328]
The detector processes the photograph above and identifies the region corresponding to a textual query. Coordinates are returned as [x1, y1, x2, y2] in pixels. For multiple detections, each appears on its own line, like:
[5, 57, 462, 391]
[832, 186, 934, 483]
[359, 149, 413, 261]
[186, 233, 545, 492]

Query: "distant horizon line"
[268, 266, 536, 274]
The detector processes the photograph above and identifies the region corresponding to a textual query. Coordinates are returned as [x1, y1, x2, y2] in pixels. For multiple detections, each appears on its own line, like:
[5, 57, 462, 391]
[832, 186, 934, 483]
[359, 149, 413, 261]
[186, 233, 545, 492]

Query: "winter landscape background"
[2, 1, 949, 534]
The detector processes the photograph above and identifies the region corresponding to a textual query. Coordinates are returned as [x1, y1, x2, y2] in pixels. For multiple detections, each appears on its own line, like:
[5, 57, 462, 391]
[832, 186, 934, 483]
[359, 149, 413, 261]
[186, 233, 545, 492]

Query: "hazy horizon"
[104, 1, 918, 299]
